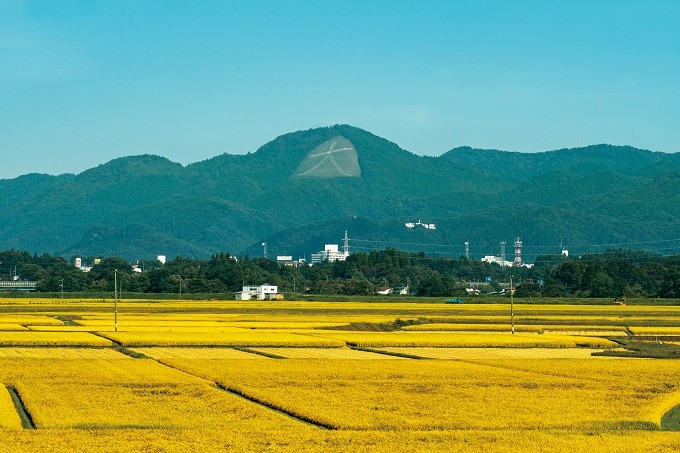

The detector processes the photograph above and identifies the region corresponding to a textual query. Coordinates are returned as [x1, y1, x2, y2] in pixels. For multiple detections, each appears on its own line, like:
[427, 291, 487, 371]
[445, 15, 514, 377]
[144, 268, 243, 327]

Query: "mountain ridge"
[1, 125, 678, 260]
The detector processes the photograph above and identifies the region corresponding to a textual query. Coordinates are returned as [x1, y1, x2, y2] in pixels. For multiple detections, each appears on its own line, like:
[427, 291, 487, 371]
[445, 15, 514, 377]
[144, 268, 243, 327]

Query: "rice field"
[0, 298, 679, 452]
[0, 324, 28, 331]
[250, 347, 405, 359]
[300, 331, 618, 348]
[0, 385, 23, 429]
[379, 347, 607, 359]
[401, 323, 628, 338]
[0, 357, 306, 430]
[629, 326, 680, 336]
[96, 330, 346, 347]
[0, 348, 125, 359]
[154, 358, 680, 431]
[135, 347, 268, 360]
[0, 331, 112, 347]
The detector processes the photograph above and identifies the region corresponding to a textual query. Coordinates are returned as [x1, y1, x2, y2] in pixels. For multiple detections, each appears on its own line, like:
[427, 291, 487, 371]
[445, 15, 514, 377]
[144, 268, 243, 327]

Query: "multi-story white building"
[311, 244, 349, 264]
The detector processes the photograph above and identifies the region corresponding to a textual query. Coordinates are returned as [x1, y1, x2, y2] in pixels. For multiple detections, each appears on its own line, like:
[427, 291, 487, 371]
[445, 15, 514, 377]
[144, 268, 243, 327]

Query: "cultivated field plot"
[0, 324, 28, 331]
[0, 348, 125, 359]
[0, 315, 64, 327]
[0, 299, 679, 452]
[0, 385, 23, 429]
[155, 358, 680, 431]
[250, 347, 405, 359]
[302, 331, 617, 348]
[629, 326, 680, 336]
[97, 330, 346, 347]
[402, 323, 629, 336]
[0, 356, 307, 430]
[0, 331, 111, 347]
[135, 347, 268, 360]
[379, 347, 607, 359]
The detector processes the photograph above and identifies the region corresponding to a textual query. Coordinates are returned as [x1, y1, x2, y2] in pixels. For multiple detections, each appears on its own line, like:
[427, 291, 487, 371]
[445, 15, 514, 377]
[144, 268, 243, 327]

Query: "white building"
[235, 285, 281, 300]
[405, 220, 436, 230]
[311, 244, 349, 264]
[481, 255, 513, 267]
[276, 256, 304, 267]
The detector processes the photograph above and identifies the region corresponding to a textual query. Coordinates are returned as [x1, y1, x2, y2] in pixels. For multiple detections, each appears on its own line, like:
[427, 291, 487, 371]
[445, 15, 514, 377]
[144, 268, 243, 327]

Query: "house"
[376, 285, 392, 295]
[235, 285, 282, 300]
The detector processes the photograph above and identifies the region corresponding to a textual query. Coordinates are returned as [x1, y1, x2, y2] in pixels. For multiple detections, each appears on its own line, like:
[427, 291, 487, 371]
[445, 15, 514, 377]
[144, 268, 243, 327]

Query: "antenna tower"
[343, 230, 349, 256]
[464, 241, 470, 259]
[262, 242, 268, 259]
[500, 241, 506, 266]
[513, 237, 523, 266]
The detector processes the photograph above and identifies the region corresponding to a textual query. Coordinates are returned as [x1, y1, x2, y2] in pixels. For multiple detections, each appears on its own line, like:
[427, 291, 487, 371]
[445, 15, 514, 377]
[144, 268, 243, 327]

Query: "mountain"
[1, 125, 678, 261]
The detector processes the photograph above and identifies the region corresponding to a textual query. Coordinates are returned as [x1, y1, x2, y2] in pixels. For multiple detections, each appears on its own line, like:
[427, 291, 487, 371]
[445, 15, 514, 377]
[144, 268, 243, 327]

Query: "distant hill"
[1, 125, 678, 261]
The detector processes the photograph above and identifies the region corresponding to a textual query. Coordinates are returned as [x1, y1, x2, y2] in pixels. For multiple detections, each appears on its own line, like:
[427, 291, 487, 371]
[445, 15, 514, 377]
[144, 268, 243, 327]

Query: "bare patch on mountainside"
[293, 136, 361, 179]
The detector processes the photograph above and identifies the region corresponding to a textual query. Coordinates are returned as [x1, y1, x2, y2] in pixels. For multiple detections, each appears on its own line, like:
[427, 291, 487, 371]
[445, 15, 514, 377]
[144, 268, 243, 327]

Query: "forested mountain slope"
[0, 125, 677, 260]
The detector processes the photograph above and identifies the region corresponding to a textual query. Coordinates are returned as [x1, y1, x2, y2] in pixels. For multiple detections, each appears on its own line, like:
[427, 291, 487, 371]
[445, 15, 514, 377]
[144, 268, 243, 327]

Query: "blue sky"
[1, 0, 678, 179]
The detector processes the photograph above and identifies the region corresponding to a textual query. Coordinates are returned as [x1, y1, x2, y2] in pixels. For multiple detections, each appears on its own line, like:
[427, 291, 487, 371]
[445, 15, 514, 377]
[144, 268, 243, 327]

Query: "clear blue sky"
[1, 0, 678, 179]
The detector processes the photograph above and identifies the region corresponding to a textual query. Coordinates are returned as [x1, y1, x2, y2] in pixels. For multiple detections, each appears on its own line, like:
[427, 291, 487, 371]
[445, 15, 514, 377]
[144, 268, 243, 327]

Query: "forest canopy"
[0, 248, 678, 299]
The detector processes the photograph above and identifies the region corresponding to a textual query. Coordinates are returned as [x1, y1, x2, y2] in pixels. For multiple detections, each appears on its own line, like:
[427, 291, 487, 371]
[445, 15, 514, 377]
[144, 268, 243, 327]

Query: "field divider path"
[233, 347, 286, 359]
[111, 347, 335, 430]
[54, 315, 81, 326]
[349, 346, 427, 359]
[7, 386, 35, 429]
[214, 383, 337, 430]
[113, 345, 150, 359]
[91, 332, 122, 345]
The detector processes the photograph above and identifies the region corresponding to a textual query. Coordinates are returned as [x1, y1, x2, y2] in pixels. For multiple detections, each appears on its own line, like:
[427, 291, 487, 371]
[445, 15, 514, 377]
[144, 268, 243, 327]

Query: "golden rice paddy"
[402, 322, 629, 334]
[250, 347, 405, 359]
[0, 385, 23, 429]
[629, 326, 680, 336]
[379, 346, 607, 359]
[96, 330, 346, 347]
[0, 348, 124, 359]
[154, 357, 680, 431]
[0, 315, 64, 326]
[0, 331, 112, 347]
[300, 331, 617, 348]
[134, 347, 267, 360]
[0, 324, 28, 331]
[0, 298, 678, 452]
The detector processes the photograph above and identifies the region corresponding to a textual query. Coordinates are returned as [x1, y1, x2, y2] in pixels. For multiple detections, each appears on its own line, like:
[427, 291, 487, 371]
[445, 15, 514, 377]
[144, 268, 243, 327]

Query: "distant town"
[0, 232, 677, 299]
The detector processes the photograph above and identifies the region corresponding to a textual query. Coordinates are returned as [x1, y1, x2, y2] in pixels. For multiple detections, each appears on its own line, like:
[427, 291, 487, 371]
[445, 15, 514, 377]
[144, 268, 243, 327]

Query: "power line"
[349, 237, 680, 252]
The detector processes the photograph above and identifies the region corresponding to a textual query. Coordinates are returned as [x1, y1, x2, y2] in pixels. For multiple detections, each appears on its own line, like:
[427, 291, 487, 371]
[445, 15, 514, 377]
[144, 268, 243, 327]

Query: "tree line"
[0, 248, 678, 299]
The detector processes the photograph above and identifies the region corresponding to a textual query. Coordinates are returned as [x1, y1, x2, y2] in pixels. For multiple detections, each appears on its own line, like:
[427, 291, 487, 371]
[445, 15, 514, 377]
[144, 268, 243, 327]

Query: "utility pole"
[114, 269, 118, 332]
[510, 276, 514, 335]
[60, 279, 64, 299]
[179, 276, 182, 301]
